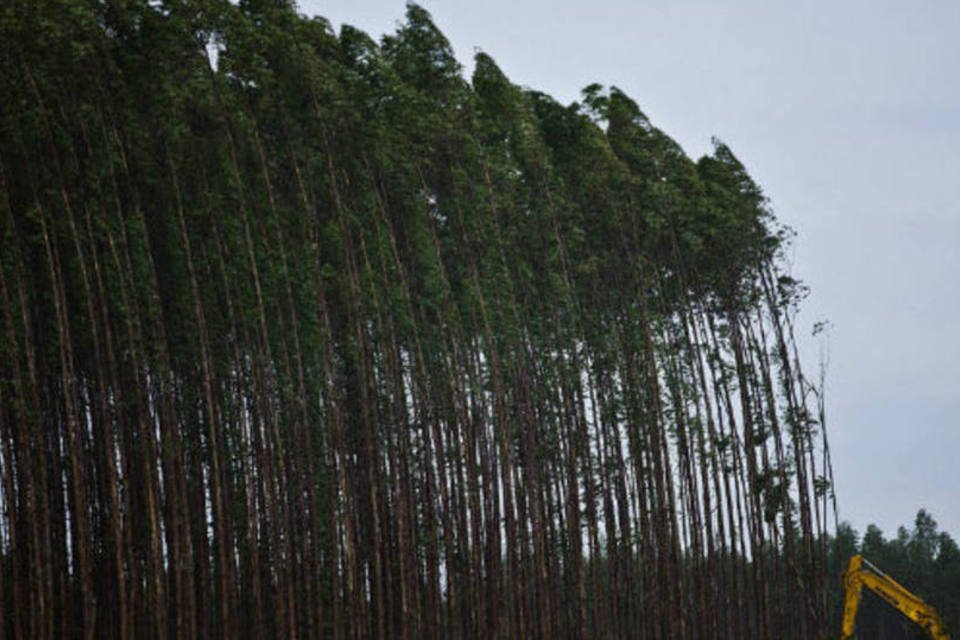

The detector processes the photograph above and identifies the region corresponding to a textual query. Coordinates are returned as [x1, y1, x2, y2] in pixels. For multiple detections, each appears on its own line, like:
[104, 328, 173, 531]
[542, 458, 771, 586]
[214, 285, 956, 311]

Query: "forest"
[0, 1, 843, 638]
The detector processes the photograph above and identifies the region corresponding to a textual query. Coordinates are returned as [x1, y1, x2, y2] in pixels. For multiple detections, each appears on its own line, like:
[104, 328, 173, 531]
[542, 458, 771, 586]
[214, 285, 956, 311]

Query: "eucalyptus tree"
[0, 1, 834, 637]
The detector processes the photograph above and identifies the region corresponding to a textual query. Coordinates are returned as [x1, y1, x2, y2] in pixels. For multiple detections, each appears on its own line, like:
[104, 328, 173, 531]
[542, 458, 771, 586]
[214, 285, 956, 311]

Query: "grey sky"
[299, 0, 960, 539]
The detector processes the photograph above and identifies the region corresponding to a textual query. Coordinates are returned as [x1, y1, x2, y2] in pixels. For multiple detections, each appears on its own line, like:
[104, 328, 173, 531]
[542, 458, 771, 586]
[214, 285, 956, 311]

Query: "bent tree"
[0, 2, 835, 638]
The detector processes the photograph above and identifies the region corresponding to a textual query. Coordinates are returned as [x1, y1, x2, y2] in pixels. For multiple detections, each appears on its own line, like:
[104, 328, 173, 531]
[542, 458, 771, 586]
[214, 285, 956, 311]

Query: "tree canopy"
[0, 2, 835, 638]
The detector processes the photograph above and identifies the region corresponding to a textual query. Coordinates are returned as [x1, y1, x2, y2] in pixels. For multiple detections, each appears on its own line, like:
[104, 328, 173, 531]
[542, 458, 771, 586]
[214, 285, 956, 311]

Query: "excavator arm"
[840, 554, 950, 639]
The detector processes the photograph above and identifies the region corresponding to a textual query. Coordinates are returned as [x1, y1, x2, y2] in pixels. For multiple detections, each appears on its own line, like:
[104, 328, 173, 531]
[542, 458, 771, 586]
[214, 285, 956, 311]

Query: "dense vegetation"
[829, 510, 960, 638]
[0, 1, 837, 638]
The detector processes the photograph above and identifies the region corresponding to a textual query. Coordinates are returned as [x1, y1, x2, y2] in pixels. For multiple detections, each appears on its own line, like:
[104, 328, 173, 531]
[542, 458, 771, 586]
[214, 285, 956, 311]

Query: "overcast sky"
[299, 0, 960, 539]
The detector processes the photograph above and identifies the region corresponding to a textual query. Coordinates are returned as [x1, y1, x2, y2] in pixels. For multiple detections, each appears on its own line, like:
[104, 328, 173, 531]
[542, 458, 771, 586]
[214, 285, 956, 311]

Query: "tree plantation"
[0, 1, 836, 638]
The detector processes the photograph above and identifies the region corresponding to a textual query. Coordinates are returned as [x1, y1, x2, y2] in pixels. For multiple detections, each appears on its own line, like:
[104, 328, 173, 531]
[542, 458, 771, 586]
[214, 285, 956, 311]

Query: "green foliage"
[0, 2, 832, 637]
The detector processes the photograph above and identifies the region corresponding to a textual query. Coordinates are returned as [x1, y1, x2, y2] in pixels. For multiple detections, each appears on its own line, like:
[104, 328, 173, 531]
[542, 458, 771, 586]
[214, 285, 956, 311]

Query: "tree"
[0, 2, 835, 637]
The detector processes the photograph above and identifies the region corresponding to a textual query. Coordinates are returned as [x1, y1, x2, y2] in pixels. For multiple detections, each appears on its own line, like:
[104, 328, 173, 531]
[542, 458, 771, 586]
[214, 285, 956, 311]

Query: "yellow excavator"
[840, 554, 950, 639]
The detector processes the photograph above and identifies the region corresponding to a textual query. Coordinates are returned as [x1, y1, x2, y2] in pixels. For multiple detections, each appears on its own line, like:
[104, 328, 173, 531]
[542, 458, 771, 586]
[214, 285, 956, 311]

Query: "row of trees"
[0, 1, 835, 637]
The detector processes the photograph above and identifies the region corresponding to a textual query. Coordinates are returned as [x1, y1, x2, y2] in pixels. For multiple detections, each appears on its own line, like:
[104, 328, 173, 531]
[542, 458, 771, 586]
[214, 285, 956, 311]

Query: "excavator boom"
[840, 554, 950, 639]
